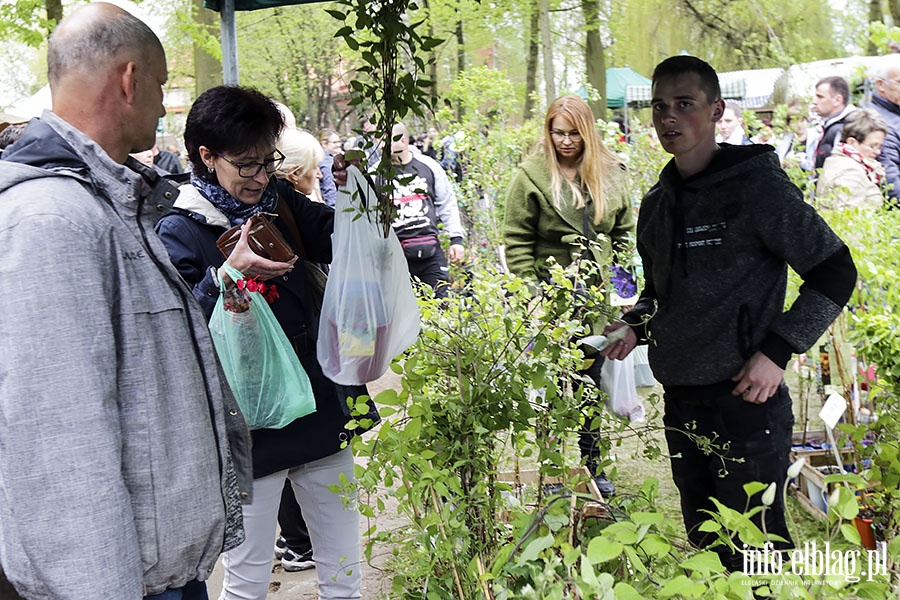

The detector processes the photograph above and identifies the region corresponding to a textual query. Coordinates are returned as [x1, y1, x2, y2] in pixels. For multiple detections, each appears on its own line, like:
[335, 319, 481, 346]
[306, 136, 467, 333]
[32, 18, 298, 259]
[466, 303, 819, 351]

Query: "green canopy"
[606, 67, 651, 109]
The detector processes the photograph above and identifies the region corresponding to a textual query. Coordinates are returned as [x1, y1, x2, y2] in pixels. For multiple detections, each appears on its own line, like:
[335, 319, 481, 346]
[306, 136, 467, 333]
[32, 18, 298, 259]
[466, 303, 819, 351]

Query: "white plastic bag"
[632, 344, 656, 388]
[317, 166, 420, 384]
[600, 354, 645, 423]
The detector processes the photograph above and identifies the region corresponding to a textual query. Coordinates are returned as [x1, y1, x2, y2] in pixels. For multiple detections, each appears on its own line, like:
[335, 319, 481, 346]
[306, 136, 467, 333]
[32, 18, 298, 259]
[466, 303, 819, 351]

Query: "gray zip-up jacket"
[0, 111, 252, 598]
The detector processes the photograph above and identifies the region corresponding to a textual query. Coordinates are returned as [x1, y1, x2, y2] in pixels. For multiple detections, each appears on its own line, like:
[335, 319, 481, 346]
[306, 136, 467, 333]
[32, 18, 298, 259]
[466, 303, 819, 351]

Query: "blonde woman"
[278, 127, 325, 203]
[503, 94, 636, 498]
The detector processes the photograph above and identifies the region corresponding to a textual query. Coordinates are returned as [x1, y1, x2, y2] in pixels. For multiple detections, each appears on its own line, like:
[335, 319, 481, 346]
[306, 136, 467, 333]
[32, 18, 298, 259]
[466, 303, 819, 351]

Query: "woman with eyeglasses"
[503, 94, 636, 499]
[156, 86, 368, 600]
[817, 107, 888, 210]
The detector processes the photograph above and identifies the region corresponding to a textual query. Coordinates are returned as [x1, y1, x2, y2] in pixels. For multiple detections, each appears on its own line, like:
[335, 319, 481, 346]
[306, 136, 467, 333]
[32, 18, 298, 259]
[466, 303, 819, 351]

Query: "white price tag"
[819, 392, 847, 430]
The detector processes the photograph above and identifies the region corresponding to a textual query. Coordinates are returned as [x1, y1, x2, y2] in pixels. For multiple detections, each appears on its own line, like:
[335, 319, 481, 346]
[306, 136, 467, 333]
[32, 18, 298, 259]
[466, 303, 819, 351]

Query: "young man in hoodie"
[600, 55, 857, 571]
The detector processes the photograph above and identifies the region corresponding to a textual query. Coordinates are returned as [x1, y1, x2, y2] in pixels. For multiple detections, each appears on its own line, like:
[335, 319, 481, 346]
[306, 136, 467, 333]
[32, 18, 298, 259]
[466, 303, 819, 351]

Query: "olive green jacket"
[503, 155, 636, 286]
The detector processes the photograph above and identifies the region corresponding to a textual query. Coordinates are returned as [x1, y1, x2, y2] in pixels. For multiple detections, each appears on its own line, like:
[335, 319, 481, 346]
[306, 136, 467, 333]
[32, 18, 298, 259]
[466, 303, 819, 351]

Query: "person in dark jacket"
[601, 56, 857, 572]
[156, 86, 368, 600]
[813, 76, 856, 170]
[864, 55, 900, 207]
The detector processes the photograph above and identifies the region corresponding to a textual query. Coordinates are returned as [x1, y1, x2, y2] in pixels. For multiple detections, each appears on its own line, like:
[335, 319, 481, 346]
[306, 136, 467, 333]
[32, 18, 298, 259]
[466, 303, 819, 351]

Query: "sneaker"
[594, 473, 616, 498]
[274, 535, 288, 560]
[281, 547, 315, 572]
[540, 482, 567, 496]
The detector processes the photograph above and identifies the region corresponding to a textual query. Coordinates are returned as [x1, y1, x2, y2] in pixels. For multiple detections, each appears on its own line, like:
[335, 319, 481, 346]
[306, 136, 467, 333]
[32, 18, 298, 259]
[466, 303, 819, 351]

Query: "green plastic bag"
[208, 264, 316, 429]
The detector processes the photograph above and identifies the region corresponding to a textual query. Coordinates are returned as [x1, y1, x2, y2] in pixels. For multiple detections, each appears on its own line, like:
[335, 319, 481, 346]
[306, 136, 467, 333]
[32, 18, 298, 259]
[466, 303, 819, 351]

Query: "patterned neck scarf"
[190, 173, 279, 226]
[837, 142, 885, 187]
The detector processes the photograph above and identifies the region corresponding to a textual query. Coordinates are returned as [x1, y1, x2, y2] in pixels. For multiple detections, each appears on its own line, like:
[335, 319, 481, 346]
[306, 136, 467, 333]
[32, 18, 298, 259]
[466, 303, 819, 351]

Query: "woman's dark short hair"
[184, 85, 284, 180]
[652, 55, 721, 104]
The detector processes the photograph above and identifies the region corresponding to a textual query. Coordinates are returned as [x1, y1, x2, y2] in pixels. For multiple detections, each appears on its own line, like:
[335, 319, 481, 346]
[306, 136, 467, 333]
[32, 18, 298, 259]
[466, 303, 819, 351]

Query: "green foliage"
[237, 5, 344, 128]
[328, 0, 443, 232]
[0, 0, 57, 48]
[816, 207, 900, 586]
[432, 67, 538, 267]
[351, 263, 601, 597]
[868, 22, 900, 56]
[607, 0, 845, 74]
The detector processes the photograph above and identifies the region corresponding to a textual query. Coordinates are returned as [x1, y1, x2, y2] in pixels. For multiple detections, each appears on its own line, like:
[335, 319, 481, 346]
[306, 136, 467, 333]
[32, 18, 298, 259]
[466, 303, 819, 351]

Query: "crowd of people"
[704, 61, 900, 211]
[0, 2, 875, 598]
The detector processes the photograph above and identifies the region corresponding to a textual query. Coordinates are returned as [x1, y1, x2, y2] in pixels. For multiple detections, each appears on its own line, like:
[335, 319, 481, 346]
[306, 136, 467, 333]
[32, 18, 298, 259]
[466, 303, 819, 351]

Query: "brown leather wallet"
[216, 213, 295, 262]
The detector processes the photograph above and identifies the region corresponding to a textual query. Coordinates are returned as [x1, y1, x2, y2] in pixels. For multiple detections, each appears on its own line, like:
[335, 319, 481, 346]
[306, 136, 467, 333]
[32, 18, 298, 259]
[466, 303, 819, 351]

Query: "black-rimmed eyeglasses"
[217, 149, 285, 178]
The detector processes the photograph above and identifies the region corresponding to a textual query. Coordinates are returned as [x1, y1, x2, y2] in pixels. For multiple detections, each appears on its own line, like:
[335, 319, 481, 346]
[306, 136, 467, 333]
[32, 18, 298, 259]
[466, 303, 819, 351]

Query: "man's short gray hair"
[871, 54, 900, 81]
[47, 11, 162, 85]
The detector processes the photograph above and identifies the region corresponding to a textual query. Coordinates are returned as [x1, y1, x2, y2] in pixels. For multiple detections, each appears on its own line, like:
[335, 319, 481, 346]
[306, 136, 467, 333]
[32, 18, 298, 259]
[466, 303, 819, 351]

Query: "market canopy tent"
[624, 77, 747, 106]
[606, 67, 651, 109]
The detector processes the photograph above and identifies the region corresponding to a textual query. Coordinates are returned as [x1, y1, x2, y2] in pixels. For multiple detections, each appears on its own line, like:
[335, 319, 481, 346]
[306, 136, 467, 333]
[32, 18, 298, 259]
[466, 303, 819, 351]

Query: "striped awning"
[624, 78, 747, 105]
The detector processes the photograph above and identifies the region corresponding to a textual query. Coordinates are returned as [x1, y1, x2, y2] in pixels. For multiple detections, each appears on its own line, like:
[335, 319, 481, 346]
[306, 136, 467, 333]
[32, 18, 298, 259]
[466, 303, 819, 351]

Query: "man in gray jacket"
[0, 4, 251, 598]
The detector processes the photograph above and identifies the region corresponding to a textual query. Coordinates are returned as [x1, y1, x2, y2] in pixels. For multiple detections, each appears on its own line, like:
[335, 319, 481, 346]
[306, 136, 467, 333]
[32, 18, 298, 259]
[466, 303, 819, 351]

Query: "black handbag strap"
[275, 193, 307, 259]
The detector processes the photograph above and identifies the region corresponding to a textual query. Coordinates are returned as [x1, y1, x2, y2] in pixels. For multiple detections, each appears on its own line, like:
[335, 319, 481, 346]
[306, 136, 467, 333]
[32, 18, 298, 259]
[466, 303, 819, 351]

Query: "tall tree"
[455, 16, 466, 118]
[524, 0, 541, 119]
[891, 0, 900, 25]
[237, 5, 344, 129]
[193, 0, 221, 96]
[422, 0, 440, 108]
[582, 0, 606, 118]
[869, 0, 884, 54]
[540, 0, 556, 104]
[45, 0, 62, 35]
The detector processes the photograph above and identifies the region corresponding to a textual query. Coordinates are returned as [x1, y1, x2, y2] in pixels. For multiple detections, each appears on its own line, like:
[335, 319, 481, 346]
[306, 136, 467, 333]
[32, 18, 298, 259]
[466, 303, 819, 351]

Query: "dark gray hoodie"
[623, 144, 856, 388]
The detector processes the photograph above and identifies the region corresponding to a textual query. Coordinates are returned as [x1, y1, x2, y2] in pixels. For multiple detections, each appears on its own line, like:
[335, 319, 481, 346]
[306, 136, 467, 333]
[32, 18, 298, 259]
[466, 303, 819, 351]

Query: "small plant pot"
[853, 516, 876, 550]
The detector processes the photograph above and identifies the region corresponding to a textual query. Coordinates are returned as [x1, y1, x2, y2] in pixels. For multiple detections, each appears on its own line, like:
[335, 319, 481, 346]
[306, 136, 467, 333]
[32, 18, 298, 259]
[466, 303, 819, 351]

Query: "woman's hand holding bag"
[208, 263, 316, 429]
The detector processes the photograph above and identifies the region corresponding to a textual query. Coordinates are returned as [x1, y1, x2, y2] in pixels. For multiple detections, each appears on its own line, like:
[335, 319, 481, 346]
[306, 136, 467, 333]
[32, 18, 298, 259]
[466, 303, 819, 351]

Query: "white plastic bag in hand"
[317, 166, 420, 384]
[600, 354, 644, 423]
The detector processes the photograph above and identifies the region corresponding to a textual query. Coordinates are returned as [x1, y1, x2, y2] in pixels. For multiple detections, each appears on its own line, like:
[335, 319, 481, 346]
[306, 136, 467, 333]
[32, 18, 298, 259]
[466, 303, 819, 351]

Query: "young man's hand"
[598, 321, 637, 360]
[731, 352, 783, 404]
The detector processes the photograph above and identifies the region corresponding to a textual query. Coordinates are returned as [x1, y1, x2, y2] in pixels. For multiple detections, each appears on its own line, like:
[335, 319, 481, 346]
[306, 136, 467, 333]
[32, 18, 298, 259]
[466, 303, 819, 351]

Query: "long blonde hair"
[541, 95, 621, 225]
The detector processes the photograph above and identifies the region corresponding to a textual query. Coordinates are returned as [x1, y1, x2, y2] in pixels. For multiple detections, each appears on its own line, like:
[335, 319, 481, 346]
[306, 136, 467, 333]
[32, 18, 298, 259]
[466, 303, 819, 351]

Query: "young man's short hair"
[816, 76, 850, 107]
[652, 55, 721, 104]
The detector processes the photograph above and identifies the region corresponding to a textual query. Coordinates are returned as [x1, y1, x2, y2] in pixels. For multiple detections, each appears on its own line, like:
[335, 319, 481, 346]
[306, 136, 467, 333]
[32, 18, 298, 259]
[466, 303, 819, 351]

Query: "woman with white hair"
[278, 127, 325, 203]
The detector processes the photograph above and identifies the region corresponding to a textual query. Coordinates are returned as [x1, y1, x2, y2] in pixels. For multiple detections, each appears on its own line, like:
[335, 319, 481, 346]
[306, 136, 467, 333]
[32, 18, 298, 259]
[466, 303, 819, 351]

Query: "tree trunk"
[582, 0, 606, 119]
[539, 0, 555, 105]
[45, 0, 62, 34]
[455, 17, 466, 119]
[423, 0, 439, 109]
[890, 0, 900, 26]
[194, 0, 222, 96]
[524, 0, 540, 120]
[869, 0, 884, 55]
